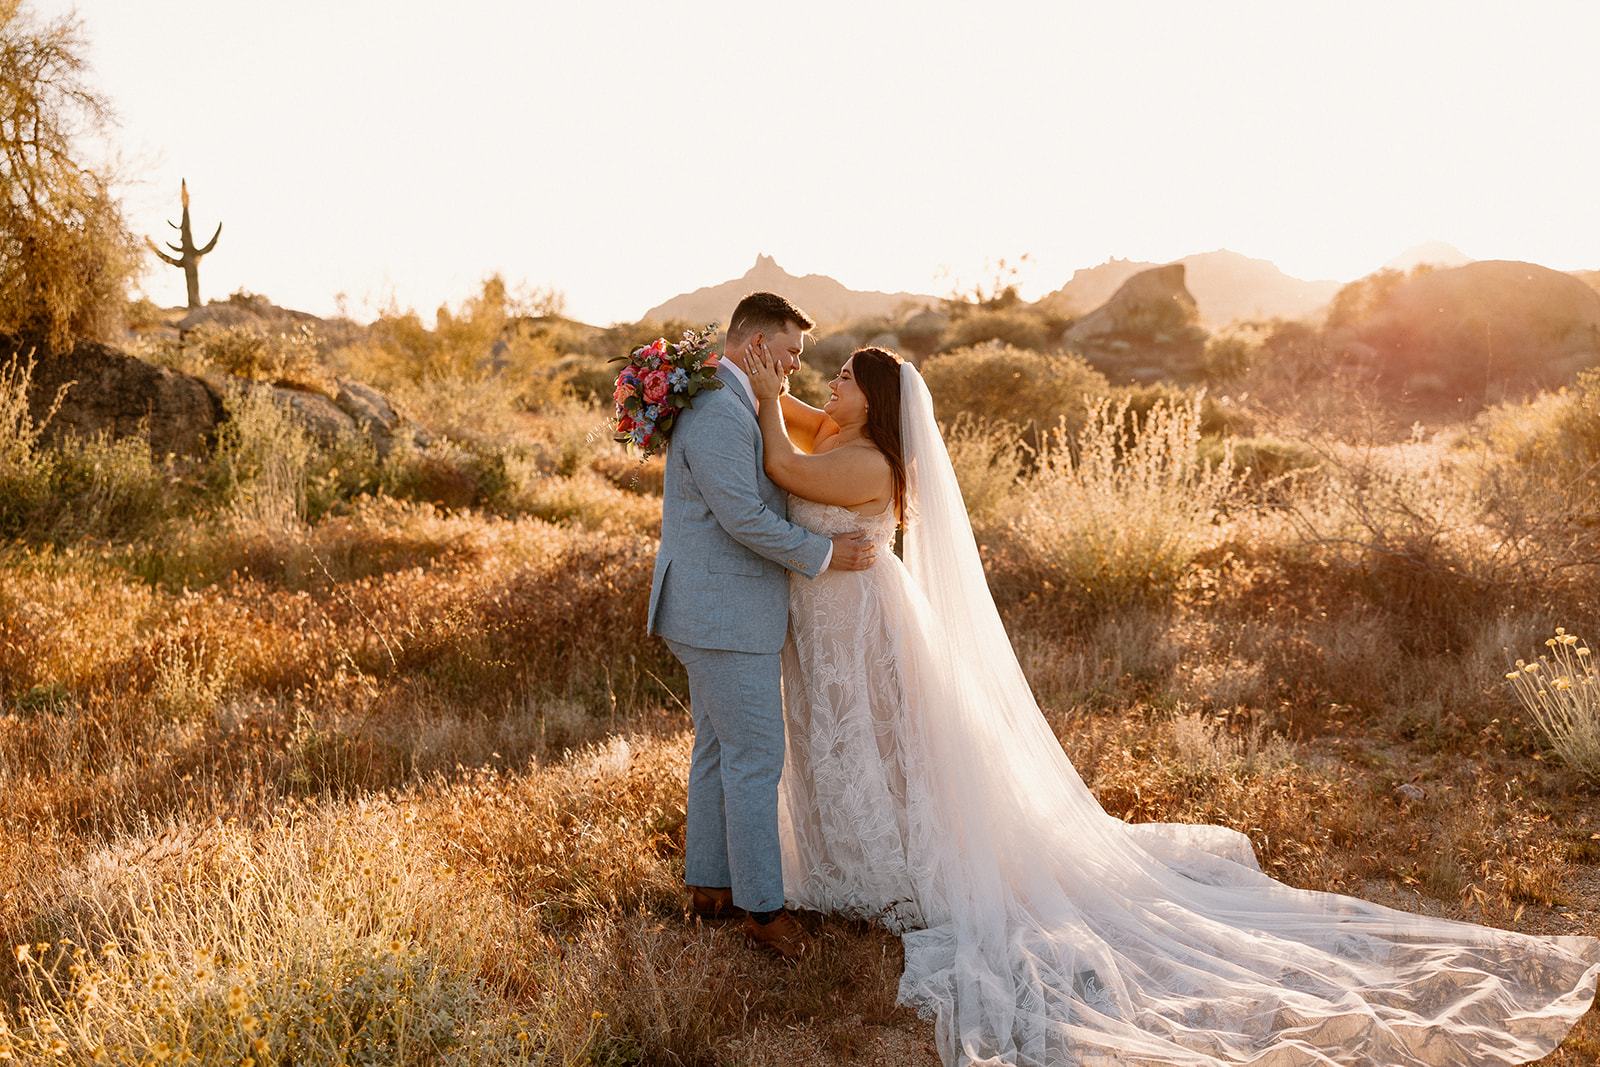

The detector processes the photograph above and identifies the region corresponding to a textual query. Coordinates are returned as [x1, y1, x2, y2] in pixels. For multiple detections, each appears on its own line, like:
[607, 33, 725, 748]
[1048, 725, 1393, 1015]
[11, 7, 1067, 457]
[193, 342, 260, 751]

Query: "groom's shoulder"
[677, 381, 743, 432]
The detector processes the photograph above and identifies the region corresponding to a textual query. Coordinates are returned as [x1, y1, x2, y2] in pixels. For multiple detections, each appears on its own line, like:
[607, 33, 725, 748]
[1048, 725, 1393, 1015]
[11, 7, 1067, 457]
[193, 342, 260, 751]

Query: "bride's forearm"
[758, 403, 807, 492]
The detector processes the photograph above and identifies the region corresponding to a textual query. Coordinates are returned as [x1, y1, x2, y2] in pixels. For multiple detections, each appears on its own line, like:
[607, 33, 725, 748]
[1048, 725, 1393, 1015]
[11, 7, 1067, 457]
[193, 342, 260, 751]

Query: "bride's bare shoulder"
[814, 439, 889, 467]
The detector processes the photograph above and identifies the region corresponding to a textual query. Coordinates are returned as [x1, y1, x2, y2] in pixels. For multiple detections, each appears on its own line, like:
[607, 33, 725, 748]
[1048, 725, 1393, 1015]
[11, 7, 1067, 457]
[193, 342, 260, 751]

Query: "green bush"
[921, 342, 1109, 447]
[938, 306, 1061, 354]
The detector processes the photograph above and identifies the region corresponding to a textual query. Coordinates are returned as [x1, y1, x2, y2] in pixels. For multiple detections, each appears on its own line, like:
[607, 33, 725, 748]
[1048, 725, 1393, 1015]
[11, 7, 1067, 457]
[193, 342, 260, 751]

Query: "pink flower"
[642, 367, 671, 405]
[613, 379, 637, 404]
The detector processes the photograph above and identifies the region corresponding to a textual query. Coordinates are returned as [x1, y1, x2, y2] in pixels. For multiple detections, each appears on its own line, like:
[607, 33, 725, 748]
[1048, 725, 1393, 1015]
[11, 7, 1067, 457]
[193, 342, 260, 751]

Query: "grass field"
[1, 346, 1597, 1064]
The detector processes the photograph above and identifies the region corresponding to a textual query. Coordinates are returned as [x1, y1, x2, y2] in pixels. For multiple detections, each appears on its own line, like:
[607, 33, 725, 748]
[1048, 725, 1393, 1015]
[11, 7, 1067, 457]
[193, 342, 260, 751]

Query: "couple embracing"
[647, 292, 1598, 1066]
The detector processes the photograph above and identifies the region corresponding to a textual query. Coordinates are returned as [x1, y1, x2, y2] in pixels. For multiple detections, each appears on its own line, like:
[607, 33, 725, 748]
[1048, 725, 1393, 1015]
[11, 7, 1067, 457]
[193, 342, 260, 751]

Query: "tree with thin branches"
[0, 0, 140, 352]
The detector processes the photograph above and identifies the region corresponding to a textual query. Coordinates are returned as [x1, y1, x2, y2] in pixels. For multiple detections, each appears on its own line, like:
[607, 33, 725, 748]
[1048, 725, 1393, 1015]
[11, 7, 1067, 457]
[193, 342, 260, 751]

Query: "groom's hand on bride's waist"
[825, 531, 875, 572]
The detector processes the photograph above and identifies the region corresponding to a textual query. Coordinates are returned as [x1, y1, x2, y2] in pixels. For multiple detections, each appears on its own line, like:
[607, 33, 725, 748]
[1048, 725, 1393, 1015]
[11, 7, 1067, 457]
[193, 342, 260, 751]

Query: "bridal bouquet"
[611, 323, 723, 458]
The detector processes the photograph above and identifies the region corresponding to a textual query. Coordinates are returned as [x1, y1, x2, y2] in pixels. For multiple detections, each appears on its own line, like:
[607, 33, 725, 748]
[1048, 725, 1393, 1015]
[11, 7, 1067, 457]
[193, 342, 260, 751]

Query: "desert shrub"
[1324, 265, 1432, 331]
[334, 276, 568, 404]
[385, 372, 529, 448]
[921, 342, 1109, 448]
[182, 322, 335, 396]
[1200, 434, 1320, 490]
[1011, 394, 1240, 613]
[1505, 628, 1600, 781]
[1115, 383, 1254, 439]
[937, 306, 1060, 354]
[0, 352, 58, 534]
[1479, 370, 1600, 531]
[943, 415, 1027, 524]
[0, 354, 171, 541]
[1200, 323, 1281, 380]
[208, 385, 312, 533]
[1278, 438, 1525, 651]
[553, 352, 619, 405]
[37, 430, 172, 540]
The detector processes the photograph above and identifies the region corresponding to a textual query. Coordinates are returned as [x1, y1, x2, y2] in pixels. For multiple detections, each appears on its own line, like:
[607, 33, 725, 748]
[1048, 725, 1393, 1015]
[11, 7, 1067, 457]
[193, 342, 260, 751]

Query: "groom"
[648, 291, 874, 959]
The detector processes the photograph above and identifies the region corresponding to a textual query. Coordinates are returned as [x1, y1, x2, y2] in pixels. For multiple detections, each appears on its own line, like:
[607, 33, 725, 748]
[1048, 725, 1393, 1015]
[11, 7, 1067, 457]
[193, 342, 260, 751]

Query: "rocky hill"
[1337, 260, 1600, 409]
[644, 255, 938, 328]
[1039, 250, 1341, 326]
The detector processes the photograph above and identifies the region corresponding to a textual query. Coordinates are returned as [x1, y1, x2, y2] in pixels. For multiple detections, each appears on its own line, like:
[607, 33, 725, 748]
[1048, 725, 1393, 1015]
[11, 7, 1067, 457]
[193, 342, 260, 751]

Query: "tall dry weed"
[1011, 394, 1239, 613]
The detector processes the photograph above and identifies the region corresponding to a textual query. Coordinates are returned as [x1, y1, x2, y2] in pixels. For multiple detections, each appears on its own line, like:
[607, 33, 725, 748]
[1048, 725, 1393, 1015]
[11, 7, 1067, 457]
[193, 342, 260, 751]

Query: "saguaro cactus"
[146, 179, 221, 309]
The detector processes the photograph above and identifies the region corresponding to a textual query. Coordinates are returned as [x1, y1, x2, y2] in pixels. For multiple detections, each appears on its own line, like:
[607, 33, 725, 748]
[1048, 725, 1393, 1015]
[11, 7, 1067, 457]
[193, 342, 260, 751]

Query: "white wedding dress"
[776, 364, 1600, 1067]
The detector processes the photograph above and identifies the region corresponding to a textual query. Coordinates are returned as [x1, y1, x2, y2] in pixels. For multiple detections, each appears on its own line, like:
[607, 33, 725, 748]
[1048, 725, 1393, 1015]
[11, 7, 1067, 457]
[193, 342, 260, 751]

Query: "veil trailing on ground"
[888, 361, 1598, 1066]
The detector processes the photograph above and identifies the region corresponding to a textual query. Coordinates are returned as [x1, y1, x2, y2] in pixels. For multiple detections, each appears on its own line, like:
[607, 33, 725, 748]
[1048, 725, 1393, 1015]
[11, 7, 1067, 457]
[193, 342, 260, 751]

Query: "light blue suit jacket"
[648, 364, 832, 654]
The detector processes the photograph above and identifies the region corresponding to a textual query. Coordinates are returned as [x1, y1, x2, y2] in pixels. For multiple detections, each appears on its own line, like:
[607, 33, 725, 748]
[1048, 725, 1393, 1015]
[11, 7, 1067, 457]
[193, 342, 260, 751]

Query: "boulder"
[1063, 264, 1198, 346]
[1061, 265, 1206, 382]
[899, 310, 950, 358]
[7, 332, 419, 461]
[9, 334, 223, 457]
[334, 378, 403, 456]
[271, 385, 356, 444]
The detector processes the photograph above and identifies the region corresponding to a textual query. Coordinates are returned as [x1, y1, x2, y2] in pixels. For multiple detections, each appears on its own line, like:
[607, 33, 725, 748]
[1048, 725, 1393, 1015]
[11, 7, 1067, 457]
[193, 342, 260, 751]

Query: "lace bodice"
[787, 495, 897, 550]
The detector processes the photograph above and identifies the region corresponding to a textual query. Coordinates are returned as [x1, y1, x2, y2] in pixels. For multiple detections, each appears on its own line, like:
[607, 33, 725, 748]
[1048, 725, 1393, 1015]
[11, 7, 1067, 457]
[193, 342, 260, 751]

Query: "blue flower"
[631, 427, 649, 445]
[668, 368, 690, 389]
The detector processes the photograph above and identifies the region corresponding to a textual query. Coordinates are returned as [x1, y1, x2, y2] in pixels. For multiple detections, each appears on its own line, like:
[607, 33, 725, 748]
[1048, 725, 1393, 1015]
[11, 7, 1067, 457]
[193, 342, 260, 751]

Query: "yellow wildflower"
[150, 1041, 172, 1062]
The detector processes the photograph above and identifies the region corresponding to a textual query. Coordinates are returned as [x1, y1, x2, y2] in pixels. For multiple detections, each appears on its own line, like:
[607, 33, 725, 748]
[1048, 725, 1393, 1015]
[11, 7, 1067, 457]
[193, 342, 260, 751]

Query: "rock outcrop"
[1064, 264, 1197, 344]
[8, 333, 414, 460]
[1040, 251, 1341, 326]
[8, 334, 223, 457]
[1062, 265, 1207, 383]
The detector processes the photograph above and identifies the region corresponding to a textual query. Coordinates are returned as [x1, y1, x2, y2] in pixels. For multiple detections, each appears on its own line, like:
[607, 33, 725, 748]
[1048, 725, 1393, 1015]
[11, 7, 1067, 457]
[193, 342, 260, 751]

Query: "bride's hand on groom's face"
[744, 340, 786, 401]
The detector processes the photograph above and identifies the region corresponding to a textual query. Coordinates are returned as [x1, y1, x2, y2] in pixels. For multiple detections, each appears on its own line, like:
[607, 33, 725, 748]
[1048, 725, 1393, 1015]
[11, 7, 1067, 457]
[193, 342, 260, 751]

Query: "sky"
[29, 0, 1600, 325]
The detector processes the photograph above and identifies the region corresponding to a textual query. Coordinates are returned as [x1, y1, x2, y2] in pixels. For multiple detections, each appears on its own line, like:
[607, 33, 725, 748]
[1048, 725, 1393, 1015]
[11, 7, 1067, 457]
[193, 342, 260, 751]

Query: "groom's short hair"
[727, 292, 815, 345]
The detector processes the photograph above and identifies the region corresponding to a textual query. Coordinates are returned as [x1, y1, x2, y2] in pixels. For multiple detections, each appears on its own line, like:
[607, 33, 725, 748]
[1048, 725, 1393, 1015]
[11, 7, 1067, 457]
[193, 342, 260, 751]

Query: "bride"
[741, 342, 1599, 1067]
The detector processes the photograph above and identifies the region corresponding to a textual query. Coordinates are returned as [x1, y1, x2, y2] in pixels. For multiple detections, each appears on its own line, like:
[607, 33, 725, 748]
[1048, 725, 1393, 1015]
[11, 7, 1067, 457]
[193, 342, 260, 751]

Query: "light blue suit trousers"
[648, 365, 831, 913]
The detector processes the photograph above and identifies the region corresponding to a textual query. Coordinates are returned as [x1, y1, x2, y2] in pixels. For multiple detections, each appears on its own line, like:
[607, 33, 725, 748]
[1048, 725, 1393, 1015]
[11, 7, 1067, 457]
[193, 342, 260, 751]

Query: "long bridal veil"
[889, 362, 1598, 1066]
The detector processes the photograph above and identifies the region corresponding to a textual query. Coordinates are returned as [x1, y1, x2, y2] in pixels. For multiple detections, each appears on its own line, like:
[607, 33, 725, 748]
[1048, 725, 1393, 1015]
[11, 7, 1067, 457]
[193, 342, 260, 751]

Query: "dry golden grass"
[2, 370, 1597, 1063]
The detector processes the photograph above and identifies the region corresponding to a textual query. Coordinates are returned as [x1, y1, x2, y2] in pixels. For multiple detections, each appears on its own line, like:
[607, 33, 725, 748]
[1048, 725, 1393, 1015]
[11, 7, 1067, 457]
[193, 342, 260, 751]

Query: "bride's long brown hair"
[848, 347, 907, 527]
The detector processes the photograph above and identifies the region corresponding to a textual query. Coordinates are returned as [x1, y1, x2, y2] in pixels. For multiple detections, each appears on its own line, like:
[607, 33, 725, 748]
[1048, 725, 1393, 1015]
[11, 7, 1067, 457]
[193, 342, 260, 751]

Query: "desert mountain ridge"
[643, 254, 940, 328]
[645, 244, 1523, 330]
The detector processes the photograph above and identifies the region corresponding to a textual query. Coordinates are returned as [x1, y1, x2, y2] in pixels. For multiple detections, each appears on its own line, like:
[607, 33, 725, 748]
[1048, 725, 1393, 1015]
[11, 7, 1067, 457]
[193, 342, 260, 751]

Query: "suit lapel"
[715, 363, 758, 421]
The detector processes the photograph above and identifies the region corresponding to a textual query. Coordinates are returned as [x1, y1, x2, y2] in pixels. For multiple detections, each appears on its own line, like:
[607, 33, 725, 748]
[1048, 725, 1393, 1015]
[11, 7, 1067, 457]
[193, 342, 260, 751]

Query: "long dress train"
[775, 365, 1599, 1067]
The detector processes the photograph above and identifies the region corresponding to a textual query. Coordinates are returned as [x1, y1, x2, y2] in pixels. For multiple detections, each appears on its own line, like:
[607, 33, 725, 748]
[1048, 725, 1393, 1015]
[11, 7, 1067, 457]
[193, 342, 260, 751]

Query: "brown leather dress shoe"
[689, 886, 744, 921]
[744, 910, 812, 961]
